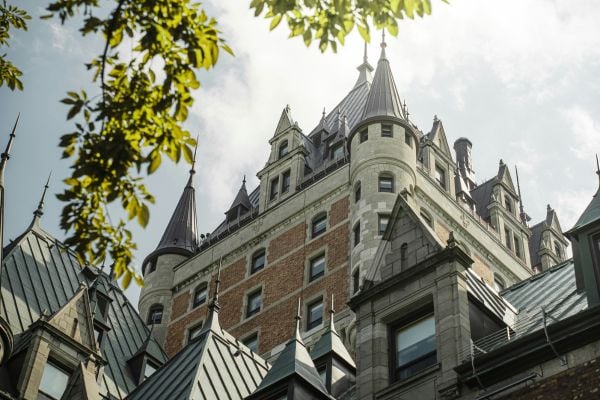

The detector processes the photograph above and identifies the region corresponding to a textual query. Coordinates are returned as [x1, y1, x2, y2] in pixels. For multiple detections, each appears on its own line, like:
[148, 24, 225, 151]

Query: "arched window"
[147, 304, 163, 325]
[278, 140, 289, 159]
[378, 173, 394, 193]
[311, 213, 327, 238]
[250, 249, 266, 275]
[193, 283, 208, 308]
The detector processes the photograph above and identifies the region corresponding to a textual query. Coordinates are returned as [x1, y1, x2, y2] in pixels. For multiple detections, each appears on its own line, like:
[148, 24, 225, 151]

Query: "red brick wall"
[165, 195, 350, 357]
[500, 357, 600, 400]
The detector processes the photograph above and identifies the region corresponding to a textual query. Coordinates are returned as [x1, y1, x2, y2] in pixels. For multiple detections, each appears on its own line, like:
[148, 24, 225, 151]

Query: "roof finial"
[209, 257, 222, 311]
[295, 297, 302, 339]
[32, 171, 52, 225]
[363, 41, 368, 63]
[242, 174, 246, 186]
[379, 30, 387, 60]
[515, 165, 528, 225]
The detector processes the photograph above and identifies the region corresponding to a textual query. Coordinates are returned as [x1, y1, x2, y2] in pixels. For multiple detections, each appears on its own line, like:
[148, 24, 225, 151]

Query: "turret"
[138, 150, 199, 344]
[454, 137, 476, 191]
[347, 35, 418, 296]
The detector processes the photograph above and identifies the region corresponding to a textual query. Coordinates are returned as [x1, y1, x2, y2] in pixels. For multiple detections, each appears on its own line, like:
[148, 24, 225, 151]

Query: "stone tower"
[348, 39, 419, 293]
[138, 165, 199, 344]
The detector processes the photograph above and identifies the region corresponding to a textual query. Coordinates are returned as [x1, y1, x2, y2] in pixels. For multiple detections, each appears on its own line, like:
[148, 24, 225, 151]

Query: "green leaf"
[269, 14, 283, 30]
[137, 204, 149, 227]
[357, 24, 370, 42]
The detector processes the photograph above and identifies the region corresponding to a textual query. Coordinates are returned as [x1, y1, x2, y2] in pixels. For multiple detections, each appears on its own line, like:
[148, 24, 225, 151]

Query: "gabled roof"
[127, 304, 269, 400]
[361, 42, 406, 122]
[227, 178, 253, 214]
[152, 170, 199, 257]
[274, 105, 295, 136]
[0, 226, 167, 398]
[427, 118, 452, 156]
[310, 305, 356, 370]
[250, 312, 332, 399]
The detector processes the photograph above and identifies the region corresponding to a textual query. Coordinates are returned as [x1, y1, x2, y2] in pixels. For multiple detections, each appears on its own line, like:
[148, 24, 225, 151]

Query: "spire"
[328, 294, 336, 332]
[151, 154, 199, 257]
[315, 108, 331, 134]
[186, 139, 198, 188]
[360, 31, 406, 121]
[354, 41, 374, 88]
[31, 171, 51, 227]
[515, 166, 530, 225]
[0, 114, 18, 188]
[294, 297, 302, 340]
[209, 257, 222, 312]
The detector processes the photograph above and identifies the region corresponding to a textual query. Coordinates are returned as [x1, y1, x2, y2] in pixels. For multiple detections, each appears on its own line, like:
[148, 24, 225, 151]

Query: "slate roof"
[251, 319, 331, 399]
[361, 43, 406, 121]
[152, 171, 199, 257]
[528, 221, 544, 267]
[568, 175, 600, 234]
[310, 312, 356, 370]
[470, 177, 495, 220]
[127, 307, 269, 400]
[0, 225, 167, 399]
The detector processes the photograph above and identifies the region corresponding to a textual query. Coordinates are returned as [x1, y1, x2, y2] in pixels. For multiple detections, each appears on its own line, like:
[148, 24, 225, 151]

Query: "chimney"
[454, 138, 476, 190]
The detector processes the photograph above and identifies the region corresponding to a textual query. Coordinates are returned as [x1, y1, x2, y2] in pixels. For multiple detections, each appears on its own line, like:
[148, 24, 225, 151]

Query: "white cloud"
[562, 106, 600, 160]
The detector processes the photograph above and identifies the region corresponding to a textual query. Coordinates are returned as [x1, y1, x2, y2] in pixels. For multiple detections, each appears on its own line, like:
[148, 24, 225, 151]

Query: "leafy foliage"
[0, 2, 30, 90]
[45, 0, 233, 287]
[250, 0, 447, 52]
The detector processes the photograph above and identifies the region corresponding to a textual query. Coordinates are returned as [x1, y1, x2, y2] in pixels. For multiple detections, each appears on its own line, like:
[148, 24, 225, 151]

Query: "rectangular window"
[307, 298, 324, 330]
[193, 285, 208, 308]
[251, 250, 266, 274]
[331, 144, 344, 160]
[281, 170, 291, 194]
[504, 228, 512, 250]
[355, 183, 361, 202]
[39, 361, 70, 400]
[270, 177, 279, 201]
[381, 124, 393, 137]
[379, 176, 394, 193]
[312, 214, 327, 238]
[514, 235, 522, 258]
[353, 268, 360, 294]
[353, 222, 361, 247]
[242, 332, 259, 353]
[504, 196, 513, 214]
[554, 241, 562, 258]
[246, 289, 262, 318]
[405, 132, 412, 147]
[392, 314, 437, 381]
[434, 165, 446, 189]
[360, 129, 368, 143]
[309, 255, 325, 282]
[188, 323, 203, 343]
[378, 214, 390, 235]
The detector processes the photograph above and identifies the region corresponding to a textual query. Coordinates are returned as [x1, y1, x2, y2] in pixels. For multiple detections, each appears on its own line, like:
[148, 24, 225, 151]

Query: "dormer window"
[270, 176, 279, 201]
[434, 164, 446, 189]
[281, 170, 291, 194]
[505, 196, 513, 214]
[331, 143, 344, 160]
[39, 360, 70, 400]
[278, 140, 289, 159]
[554, 241, 562, 258]
[147, 305, 163, 325]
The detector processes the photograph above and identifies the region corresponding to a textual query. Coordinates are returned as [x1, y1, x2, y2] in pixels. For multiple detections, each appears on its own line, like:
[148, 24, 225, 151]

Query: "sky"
[1, 0, 600, 306]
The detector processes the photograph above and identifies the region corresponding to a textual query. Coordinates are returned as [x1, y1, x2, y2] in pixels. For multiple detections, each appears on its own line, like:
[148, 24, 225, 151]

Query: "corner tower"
[347, 38, 419, 293]
[138, 160, 199, 344]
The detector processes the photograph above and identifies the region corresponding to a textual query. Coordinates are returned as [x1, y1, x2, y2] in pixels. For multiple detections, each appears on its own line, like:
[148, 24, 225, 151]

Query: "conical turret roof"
[361, 38, 406, 121]
[153, 161, 199, 257]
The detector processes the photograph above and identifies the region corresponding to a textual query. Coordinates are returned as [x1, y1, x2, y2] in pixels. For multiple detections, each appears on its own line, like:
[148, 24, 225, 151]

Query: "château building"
[1, 38, 600, 400]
